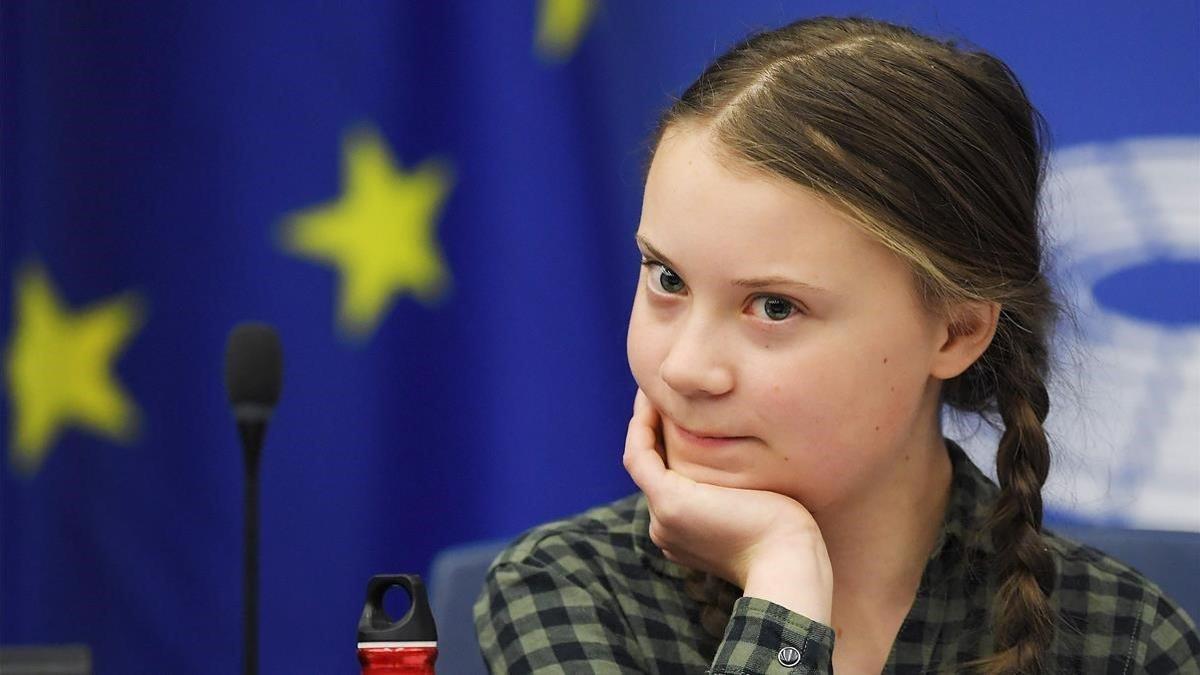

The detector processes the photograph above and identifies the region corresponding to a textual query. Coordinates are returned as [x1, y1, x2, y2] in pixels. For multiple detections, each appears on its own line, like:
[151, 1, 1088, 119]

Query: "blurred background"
[2, 1, 1197, 673]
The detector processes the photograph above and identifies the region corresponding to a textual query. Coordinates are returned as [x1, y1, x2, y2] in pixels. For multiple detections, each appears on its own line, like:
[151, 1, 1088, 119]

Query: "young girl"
[474, 16, 1200, 674]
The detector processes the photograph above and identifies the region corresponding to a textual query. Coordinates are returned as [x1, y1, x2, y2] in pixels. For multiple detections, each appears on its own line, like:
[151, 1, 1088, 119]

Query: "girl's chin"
[666, 456, 761, 490]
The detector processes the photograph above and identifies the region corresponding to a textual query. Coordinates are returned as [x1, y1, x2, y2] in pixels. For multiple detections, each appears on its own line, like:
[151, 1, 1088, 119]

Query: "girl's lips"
[670, 419, 750, 447]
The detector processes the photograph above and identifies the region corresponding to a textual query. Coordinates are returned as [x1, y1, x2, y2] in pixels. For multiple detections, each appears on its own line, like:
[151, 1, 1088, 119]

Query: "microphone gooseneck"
[224, 323, 283, 675]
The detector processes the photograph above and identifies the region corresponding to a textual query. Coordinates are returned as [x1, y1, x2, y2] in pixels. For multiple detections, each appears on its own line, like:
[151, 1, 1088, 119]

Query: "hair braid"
[963, 331, 1058, 674]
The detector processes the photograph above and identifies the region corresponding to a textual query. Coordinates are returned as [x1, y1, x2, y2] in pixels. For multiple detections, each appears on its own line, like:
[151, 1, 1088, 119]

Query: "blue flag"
[3, 2, 1197, 673]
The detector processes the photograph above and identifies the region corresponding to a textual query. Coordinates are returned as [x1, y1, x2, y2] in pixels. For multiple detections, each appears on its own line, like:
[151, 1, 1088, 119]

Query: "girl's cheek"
[627, 327, 668, 397]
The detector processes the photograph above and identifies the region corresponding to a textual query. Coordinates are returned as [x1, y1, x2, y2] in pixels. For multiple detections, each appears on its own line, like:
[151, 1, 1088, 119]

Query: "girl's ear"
[930, 301, 1001, 380]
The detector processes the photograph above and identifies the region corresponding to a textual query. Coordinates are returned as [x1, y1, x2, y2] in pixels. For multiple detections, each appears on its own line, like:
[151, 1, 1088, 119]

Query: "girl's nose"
[658, 319, 734, 398]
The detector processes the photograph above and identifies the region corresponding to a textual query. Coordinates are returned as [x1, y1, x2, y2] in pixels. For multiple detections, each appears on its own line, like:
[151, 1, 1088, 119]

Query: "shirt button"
[778, 646, 802, 667]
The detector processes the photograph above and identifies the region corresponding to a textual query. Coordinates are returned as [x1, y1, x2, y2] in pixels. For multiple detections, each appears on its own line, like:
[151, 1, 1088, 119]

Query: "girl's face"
[627, 126, 949, 512]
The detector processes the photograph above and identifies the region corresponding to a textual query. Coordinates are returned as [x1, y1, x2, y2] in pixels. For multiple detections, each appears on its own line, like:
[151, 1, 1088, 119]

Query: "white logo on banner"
[948, 136, 1200, 532]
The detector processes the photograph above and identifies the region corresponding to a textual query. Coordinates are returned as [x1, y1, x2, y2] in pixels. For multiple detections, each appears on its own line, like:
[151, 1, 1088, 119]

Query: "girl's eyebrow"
[635, 234, 831, 294]
[635, 235, 680, 270]
[732, 275, 829, 293]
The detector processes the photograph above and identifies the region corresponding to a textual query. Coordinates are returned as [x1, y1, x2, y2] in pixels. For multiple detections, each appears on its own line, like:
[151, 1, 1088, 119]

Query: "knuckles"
[652, 496, 682, 527]
[648, 521, 666, 548]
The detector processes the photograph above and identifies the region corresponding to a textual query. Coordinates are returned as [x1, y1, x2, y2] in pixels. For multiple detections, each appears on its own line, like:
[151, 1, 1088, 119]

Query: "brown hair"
[652, 16, 1060, 674]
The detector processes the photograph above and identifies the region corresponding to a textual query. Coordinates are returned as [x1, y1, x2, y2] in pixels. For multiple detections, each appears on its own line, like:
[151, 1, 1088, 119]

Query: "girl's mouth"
[671, 419, 750, 447]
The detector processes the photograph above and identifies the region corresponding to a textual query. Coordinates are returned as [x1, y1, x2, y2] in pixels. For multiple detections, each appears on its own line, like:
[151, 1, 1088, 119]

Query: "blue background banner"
[3, 2, 1198, 673]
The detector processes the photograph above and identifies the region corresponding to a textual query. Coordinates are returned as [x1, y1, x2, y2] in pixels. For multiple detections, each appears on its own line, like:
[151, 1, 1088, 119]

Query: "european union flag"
[2, 2, 1197, 673]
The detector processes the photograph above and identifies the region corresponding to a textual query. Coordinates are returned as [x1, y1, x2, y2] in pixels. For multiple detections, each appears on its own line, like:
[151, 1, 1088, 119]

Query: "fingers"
[633, 386, 672, 466]
[634, 389, 668, 468]
[623, 389, 666, 497]
[629, 389, 659, 452]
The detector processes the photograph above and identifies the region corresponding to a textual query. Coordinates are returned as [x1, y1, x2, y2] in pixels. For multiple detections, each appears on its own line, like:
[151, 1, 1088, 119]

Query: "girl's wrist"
[741, 543, 834, 626]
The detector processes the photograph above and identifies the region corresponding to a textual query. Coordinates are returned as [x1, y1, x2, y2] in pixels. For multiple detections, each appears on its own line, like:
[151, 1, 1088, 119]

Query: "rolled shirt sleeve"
[710, 597, 835, 674]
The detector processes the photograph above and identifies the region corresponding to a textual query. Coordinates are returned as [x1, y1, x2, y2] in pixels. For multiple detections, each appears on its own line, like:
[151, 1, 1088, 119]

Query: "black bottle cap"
[357, 574, 438, 643]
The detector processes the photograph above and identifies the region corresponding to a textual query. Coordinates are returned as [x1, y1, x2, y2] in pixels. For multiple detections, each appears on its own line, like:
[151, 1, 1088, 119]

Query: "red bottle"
[357, 574, 438, 674]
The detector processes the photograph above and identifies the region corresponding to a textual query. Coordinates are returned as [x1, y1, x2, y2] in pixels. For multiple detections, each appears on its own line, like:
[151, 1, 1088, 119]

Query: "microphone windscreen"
[224, 322, 283, 409]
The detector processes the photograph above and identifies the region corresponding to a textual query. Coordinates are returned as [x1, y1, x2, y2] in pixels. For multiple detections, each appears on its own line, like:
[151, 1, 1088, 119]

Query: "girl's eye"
[643, 261, 686, 294]
[751, 295, 798, 321]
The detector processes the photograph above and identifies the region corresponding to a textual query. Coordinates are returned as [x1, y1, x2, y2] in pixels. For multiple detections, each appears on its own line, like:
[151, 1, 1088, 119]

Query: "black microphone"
[224, 323, 283, 675]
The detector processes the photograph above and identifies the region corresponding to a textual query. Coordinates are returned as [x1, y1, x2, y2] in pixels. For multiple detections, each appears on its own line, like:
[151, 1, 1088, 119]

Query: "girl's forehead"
[639, 129, 932, 309]
[642, 129, 889, 277]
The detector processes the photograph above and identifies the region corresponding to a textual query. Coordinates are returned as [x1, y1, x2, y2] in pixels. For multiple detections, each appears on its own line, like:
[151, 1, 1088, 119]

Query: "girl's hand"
[622, 389, 834, 624]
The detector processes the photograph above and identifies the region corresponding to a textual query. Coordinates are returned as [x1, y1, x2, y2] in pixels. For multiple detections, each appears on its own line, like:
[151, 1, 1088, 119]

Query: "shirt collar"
[933, 438, 999, 562]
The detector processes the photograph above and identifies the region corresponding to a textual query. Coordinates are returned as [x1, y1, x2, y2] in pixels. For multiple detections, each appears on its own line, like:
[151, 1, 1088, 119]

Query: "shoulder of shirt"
[1042, 527, 1171, 597]
[488, 493, 646, 574]
[1040, 528, 1198, 640]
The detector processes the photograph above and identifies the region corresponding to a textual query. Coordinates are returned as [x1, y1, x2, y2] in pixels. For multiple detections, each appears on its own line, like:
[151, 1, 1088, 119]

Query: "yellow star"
[281, 126, 453, 340]
[535, 0, 597, 61]
[4, 264, 144, 473]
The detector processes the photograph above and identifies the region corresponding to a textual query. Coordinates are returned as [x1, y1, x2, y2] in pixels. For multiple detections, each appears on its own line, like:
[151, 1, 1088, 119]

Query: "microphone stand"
[239, 419, 266, 675]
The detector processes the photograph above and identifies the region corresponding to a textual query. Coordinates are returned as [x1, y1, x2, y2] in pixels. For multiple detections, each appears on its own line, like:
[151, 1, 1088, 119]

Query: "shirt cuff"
[709, 596, 836, 674]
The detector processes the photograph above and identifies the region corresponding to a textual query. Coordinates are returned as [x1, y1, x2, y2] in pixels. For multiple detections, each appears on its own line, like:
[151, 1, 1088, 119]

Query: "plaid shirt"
[474, 441, 1200, 673]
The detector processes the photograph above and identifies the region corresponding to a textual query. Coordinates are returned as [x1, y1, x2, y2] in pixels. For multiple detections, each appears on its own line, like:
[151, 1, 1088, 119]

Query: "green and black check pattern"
[474, 441, 1200, 673]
